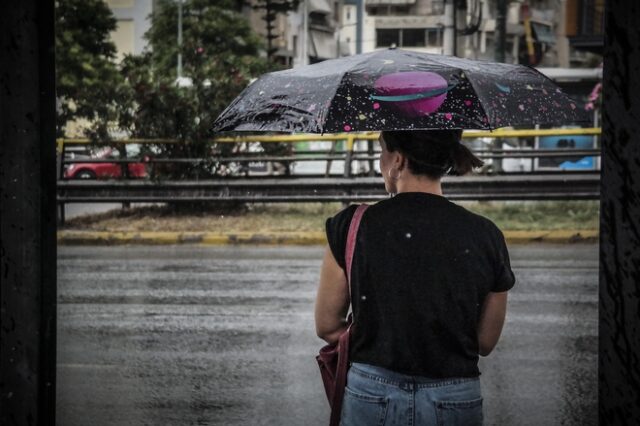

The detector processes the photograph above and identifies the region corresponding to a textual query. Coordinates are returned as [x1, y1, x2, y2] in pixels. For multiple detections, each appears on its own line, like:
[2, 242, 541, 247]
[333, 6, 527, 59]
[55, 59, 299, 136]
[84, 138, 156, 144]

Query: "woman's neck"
[395, 174, 443, 196]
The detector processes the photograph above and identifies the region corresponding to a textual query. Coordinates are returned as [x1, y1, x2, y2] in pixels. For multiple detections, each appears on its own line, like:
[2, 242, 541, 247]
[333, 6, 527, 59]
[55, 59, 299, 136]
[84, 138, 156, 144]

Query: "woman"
[315, 129, 515, 425]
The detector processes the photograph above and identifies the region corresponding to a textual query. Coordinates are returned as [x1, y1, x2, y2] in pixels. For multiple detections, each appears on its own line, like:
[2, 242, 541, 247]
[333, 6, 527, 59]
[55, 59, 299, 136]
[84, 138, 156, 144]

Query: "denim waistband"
[349, 362, 480, 389]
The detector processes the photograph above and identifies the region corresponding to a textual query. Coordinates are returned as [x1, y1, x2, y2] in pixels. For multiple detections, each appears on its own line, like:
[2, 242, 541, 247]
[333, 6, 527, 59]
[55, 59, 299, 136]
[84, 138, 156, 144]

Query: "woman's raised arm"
[477, 291, 508, 356]
[314, 246, 350, 345]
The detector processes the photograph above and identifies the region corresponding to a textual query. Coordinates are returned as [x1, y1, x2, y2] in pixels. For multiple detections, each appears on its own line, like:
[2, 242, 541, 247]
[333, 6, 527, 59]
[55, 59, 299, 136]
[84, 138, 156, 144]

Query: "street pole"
[356, 0, 363, 54]
[452, 0, 457, 56]
[443, 0, 455, 55]
[301, 0, 308, 65]
[495, 0, 507, 62]
[177, 0, 183, 78]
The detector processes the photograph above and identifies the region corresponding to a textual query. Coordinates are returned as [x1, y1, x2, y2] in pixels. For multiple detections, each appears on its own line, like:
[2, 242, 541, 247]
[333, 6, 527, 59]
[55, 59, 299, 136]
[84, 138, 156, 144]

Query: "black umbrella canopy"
[212, 49, 591, 134]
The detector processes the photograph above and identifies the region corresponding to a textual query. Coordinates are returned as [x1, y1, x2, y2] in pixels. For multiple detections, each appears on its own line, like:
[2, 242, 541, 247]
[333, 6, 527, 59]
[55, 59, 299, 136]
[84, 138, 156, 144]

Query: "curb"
[56, 230, 599, 246]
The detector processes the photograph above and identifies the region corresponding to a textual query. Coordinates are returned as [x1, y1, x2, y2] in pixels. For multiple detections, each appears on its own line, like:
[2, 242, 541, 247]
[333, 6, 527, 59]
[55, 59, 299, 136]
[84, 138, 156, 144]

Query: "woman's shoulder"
[327, 204, 359, 226]
[325, 204, 361, 270]
[446, 202, 505, 237]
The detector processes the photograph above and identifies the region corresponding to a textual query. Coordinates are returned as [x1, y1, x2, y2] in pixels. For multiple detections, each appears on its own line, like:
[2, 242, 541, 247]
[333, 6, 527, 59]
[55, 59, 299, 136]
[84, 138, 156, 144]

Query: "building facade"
[105, 0, 153, 62]
[100, 0, 603, 70]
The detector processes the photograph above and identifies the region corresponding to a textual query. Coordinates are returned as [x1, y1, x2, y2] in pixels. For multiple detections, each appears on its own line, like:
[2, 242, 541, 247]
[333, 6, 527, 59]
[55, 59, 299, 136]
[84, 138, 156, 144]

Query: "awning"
[309, 0, 332, 14]
[531, 21, 555, 44]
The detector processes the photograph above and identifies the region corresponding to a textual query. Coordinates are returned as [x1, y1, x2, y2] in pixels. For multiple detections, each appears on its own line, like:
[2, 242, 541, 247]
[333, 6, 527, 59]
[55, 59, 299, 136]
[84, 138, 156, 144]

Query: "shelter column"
[599, 0, 640, 423]
[0, 0, 57, 425]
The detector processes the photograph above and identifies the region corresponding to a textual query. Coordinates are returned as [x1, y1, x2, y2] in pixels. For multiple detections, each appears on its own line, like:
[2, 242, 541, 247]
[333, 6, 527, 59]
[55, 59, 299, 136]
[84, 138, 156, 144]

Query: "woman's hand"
[315, 246, 351, 345]
[477, 291, 508, 356]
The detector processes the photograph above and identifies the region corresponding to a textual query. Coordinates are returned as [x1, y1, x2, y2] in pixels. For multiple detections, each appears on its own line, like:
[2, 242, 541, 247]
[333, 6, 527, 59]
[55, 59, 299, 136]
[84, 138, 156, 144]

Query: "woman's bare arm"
[315, 246, 351, 345]
[477, 291, 508, 356]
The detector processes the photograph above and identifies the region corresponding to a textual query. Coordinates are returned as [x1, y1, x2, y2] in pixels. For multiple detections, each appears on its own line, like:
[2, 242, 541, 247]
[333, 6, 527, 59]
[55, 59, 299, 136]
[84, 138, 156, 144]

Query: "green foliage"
[462, 200, 600, 230]
[56, 0, 290, 178]
[55, 0, 124, 138]
[117, 0, 284, 178]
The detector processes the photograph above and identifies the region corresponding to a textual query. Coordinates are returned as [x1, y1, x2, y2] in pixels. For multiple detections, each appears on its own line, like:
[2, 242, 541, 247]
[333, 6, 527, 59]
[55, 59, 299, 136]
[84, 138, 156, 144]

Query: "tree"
[55, 0, 124, 139]
[117, 0, 282, 178]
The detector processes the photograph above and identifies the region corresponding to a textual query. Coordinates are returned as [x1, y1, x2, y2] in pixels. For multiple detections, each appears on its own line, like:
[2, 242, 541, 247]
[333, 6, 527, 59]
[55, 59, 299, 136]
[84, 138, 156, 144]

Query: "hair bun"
[381, 130, 482, 178]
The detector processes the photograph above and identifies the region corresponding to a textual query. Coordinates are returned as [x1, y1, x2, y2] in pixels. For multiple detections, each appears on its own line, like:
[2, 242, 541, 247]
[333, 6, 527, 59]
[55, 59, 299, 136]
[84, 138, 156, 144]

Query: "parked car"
[63, 146, 148, 179]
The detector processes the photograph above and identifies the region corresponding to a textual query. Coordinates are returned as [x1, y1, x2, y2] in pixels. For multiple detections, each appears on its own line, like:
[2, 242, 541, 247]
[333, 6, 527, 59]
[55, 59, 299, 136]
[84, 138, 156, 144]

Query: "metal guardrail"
[57, 174, 600, 203]
[56, 128, 602, 224]
[57, 128, 601, 177]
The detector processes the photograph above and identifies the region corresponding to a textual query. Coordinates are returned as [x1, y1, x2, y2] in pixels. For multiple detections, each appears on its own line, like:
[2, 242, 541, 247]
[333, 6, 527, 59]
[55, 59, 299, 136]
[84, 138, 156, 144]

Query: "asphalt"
[57, 229, 599, 245]
[57, 244, 598, 426]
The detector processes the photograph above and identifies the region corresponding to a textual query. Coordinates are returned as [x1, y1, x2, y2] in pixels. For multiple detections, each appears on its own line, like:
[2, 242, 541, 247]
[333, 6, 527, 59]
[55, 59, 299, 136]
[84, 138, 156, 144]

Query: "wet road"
[57, 244, 597, 426]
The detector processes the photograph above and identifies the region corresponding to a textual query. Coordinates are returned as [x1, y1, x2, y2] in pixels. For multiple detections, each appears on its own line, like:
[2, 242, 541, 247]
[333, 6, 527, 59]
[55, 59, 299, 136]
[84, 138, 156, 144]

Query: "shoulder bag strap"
[329, 203, 368, 426]
[345, 203, 369, 294]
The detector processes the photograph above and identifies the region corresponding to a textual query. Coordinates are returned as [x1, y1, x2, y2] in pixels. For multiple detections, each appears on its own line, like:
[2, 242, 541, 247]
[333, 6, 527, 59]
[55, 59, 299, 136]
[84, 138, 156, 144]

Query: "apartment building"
[340, 0, 598, 68]
[100, 0, 602, 70]
[351, 0, 559, 65]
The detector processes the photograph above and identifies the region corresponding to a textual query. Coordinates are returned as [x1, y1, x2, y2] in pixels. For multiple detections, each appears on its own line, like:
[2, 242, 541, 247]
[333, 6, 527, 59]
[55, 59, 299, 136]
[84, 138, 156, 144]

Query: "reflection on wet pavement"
[57, 244, 597, 426]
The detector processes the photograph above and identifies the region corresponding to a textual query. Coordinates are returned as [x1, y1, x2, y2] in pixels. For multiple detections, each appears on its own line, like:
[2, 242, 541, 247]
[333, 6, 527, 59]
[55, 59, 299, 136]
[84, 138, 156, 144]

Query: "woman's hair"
[381, 129, 484, 179]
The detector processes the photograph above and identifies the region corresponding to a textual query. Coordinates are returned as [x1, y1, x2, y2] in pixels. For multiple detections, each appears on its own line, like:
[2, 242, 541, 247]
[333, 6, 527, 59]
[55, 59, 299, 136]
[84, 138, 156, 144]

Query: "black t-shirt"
[326, 193, 515, 378]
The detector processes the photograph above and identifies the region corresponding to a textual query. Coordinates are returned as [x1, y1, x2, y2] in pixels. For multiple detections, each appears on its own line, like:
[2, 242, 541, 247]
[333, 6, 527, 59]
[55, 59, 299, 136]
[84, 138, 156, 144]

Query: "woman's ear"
[394, 151, 407, 171]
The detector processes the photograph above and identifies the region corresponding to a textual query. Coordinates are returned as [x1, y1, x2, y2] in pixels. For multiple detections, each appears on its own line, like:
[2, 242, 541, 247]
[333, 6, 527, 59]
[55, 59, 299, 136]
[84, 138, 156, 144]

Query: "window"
[426, 29, 442, 47]
[391, 5, 410, 15]
[309, 12, 329, 27]
[376, 29, 400, 47]
[376, 28, 437, 48]
[402, 29, 426, 47]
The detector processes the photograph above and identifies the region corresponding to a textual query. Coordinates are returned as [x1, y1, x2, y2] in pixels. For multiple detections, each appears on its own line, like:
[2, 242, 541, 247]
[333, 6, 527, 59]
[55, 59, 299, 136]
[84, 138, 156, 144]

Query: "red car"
[64, 147, 148, 179]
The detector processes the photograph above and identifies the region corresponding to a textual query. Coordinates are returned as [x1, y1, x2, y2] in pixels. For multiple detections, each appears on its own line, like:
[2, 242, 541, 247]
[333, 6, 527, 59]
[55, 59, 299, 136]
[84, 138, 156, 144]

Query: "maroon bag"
[316, 204, 369, 426]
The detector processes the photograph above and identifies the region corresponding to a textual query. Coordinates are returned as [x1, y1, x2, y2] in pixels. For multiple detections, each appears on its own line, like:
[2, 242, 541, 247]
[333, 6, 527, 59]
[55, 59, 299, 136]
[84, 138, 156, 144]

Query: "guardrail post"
[119, 142, 131, 210]
[343, 135, 355, 178]
[367, 138, 375, 177]
[325, 141, 336, 177]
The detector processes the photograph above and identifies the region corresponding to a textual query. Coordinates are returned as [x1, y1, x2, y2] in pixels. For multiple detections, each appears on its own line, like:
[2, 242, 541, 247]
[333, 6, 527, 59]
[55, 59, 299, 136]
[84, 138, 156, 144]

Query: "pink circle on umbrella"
[373, 72, 449, 117]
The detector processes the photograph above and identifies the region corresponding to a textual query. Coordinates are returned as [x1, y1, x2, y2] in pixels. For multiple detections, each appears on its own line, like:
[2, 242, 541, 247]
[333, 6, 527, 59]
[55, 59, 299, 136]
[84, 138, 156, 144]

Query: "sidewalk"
[57, 229, 598, 245]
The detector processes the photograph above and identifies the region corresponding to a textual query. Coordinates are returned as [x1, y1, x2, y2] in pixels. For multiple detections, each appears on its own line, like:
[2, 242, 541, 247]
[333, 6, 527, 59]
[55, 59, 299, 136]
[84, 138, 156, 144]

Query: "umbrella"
[212, 48, 590, 134]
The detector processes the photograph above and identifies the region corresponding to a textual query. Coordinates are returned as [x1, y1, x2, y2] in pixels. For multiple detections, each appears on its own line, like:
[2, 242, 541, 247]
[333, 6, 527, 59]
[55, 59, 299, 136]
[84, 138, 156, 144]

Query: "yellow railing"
[57, 127, 602, 153]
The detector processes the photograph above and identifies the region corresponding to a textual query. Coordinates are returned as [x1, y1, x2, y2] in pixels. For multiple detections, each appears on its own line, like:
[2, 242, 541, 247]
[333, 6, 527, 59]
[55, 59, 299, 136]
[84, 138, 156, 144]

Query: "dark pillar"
[494, 0, 507, 62]
[599, 0, 640, 424]
[356, 0, 363, 54]
[0, 0, 57, 425]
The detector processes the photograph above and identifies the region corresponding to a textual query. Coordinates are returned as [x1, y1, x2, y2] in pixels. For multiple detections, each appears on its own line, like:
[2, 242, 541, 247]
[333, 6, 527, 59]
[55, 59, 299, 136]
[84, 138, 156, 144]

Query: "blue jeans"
[340, 363, 483, 426]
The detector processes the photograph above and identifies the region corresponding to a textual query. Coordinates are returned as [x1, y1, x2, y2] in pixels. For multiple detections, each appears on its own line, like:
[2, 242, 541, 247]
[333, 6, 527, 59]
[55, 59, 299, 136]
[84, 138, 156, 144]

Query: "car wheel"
[76, 170, 96, 179]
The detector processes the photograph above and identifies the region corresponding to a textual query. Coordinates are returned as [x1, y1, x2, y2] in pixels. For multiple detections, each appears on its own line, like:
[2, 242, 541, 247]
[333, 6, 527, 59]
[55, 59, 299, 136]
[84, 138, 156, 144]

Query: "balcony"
[565, 0, 604, 53]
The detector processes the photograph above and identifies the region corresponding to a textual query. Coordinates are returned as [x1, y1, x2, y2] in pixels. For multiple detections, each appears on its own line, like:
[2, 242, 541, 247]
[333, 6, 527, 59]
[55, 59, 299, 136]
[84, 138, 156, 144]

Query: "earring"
[387, 168, 400, 180]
